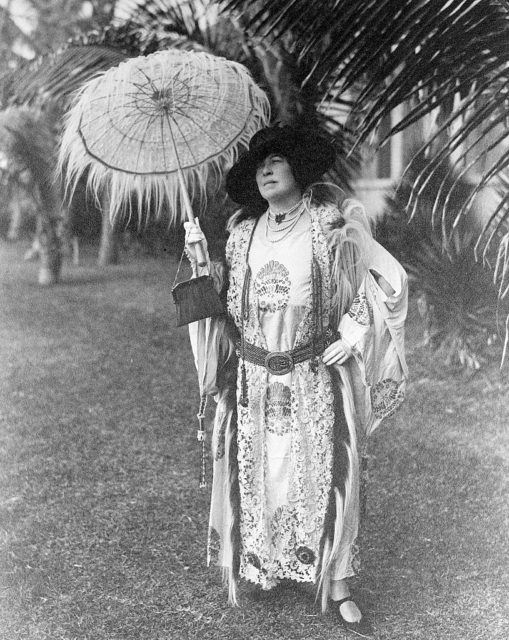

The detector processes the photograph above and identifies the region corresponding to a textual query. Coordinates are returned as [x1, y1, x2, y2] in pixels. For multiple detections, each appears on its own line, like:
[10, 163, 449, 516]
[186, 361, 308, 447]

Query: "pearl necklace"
[264, 206, 304, 243]
[268, 199, 303, 224]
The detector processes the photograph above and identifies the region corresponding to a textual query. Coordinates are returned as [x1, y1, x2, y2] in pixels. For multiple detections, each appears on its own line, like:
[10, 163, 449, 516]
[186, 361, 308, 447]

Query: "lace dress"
[228, 210, 336, 588]
[196, 200, 408, 605]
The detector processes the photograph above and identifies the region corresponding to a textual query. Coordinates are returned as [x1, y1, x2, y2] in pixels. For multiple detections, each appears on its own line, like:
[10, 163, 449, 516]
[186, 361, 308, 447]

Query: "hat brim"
[226, 127, 335, 207]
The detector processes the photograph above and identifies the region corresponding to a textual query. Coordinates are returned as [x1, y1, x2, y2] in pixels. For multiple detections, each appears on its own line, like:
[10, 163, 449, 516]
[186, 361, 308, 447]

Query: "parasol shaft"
[167, 116, 208, 268]
[175, 162, 195, 222]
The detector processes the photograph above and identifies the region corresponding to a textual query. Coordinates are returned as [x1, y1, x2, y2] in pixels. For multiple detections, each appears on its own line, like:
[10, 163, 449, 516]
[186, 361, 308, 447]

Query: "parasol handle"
[176, 171, 208, 268]
[167, 117, 208, 268]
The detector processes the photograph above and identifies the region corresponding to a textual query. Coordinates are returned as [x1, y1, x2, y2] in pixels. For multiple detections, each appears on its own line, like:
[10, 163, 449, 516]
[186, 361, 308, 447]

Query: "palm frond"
[0, 12, 157, 111]
[128, 0, 257, 64]
[3, 45, 129, 109]
[377, 151, 508, 368]
[223, 0, 509, 170]
[1, 13, 161, 110]
[225, 0, 509, 303]
[127, 1, 361, 190]
[476, 176, 509, 264]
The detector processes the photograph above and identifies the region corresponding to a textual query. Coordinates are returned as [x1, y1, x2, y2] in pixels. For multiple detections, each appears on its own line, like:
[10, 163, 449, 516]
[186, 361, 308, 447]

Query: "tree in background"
[377, 151, 508, 370]
[222, 0, 509, 258]
[0, 2, 139, 274]
[1, 0, 361, 266]
[2, 0, 509, 370]
[222, 0, 509, 366]
[0, 108, 62, 284]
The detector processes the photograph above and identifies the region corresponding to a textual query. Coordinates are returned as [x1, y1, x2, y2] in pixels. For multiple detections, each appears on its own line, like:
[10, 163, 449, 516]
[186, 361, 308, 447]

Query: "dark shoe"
[330, 596, 374, 638]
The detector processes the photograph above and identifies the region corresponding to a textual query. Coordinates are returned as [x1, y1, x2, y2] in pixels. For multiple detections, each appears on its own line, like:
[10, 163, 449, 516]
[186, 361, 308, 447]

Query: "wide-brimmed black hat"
[226, 124, 336, 207]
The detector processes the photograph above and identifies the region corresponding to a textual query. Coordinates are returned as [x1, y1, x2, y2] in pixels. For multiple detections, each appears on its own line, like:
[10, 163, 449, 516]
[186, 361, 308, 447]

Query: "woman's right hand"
[183, 218, 209, 265]
[322, 338, 353, 366]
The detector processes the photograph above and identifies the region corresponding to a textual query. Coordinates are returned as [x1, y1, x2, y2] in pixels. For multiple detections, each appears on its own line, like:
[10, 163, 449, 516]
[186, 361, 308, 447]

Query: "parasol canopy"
[58, 48, 270, 225]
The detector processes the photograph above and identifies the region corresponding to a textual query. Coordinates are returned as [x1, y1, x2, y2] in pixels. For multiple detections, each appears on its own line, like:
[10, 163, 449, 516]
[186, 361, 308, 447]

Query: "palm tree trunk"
[97, 189, 120, 266]
[59, 199, 80, 265]
[37, 214, 62, 285]
[6, 181, 22, 241]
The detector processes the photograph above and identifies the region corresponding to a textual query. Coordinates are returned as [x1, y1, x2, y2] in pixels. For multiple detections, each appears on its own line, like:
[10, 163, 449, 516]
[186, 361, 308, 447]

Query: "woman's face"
[255, 154, 301, 203]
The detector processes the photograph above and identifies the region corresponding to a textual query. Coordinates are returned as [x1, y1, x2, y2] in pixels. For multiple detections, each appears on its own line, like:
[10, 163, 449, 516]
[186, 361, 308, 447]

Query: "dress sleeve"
[339, 239, 407, 352]
[337, 238, 408, 436]
[187, 232, 237, 399]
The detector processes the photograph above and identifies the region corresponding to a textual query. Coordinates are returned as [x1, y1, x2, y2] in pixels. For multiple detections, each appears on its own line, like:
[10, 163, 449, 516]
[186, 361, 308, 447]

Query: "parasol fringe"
[57, 50, 271, 227]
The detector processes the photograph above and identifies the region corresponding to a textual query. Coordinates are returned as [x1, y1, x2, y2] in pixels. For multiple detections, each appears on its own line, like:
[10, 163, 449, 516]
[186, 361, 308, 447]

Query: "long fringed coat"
[188, 198, 408, 608]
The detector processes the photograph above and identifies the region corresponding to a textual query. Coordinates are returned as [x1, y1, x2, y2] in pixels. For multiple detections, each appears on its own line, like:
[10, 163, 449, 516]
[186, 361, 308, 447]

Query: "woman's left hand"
[322, 339, 352, 366]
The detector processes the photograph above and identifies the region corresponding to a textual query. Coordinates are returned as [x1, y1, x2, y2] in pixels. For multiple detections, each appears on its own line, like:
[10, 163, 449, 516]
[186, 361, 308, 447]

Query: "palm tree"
[41, 0, 508, 286]
[124, 0, 362, 187]
[377, 149, 508, 369]
[0, 108, 62, 284]
[224, 0, 509, 283]
[5, 0, 508, 328]
[1, 32, 140, 272]
[2, 5, 260, 264]
[218, 0, 509, 365]
[0, 0, 362, 257]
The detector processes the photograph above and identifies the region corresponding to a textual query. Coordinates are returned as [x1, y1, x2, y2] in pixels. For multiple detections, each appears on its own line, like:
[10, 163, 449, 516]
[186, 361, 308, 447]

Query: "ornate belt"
[238, 329, 340, 376]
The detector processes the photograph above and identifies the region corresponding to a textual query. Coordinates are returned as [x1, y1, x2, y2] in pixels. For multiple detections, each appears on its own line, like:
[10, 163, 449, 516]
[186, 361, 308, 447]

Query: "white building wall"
[352, 105, 405, 220]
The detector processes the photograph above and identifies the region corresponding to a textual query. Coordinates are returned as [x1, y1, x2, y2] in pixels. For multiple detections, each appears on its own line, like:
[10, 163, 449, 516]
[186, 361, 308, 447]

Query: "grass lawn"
[0, 240, 508, 640]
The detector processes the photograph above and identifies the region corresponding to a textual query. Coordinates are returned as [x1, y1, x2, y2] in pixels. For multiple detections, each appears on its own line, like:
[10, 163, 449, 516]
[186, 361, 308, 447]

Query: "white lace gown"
[193, 200, 408, 603]
[233, 210, 336, 588]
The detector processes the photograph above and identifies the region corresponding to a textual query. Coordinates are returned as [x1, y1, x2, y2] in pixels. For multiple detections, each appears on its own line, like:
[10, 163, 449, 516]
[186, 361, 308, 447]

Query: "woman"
[184, 125, 408, 634]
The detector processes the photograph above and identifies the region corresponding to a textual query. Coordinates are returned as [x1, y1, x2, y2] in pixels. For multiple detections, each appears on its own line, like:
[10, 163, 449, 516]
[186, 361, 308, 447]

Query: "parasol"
[58, 48, 270, 228]
[59, 49, 270, 486]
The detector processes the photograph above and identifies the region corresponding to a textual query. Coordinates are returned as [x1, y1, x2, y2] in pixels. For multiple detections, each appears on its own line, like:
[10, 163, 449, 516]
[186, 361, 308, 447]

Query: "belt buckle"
[264, 351, 294, 375]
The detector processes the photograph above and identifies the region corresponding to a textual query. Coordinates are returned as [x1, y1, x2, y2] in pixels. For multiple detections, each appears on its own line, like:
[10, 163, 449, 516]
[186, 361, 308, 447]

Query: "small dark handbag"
[171, 253, 224, 327]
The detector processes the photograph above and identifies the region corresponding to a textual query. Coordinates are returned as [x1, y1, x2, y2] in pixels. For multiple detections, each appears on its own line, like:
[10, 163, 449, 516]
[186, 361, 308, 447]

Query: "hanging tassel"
[238, 261, 252, 408]
[197, 393, 208, 488]
[360, 442, 369, 520]
[238, 361, 248, 407]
